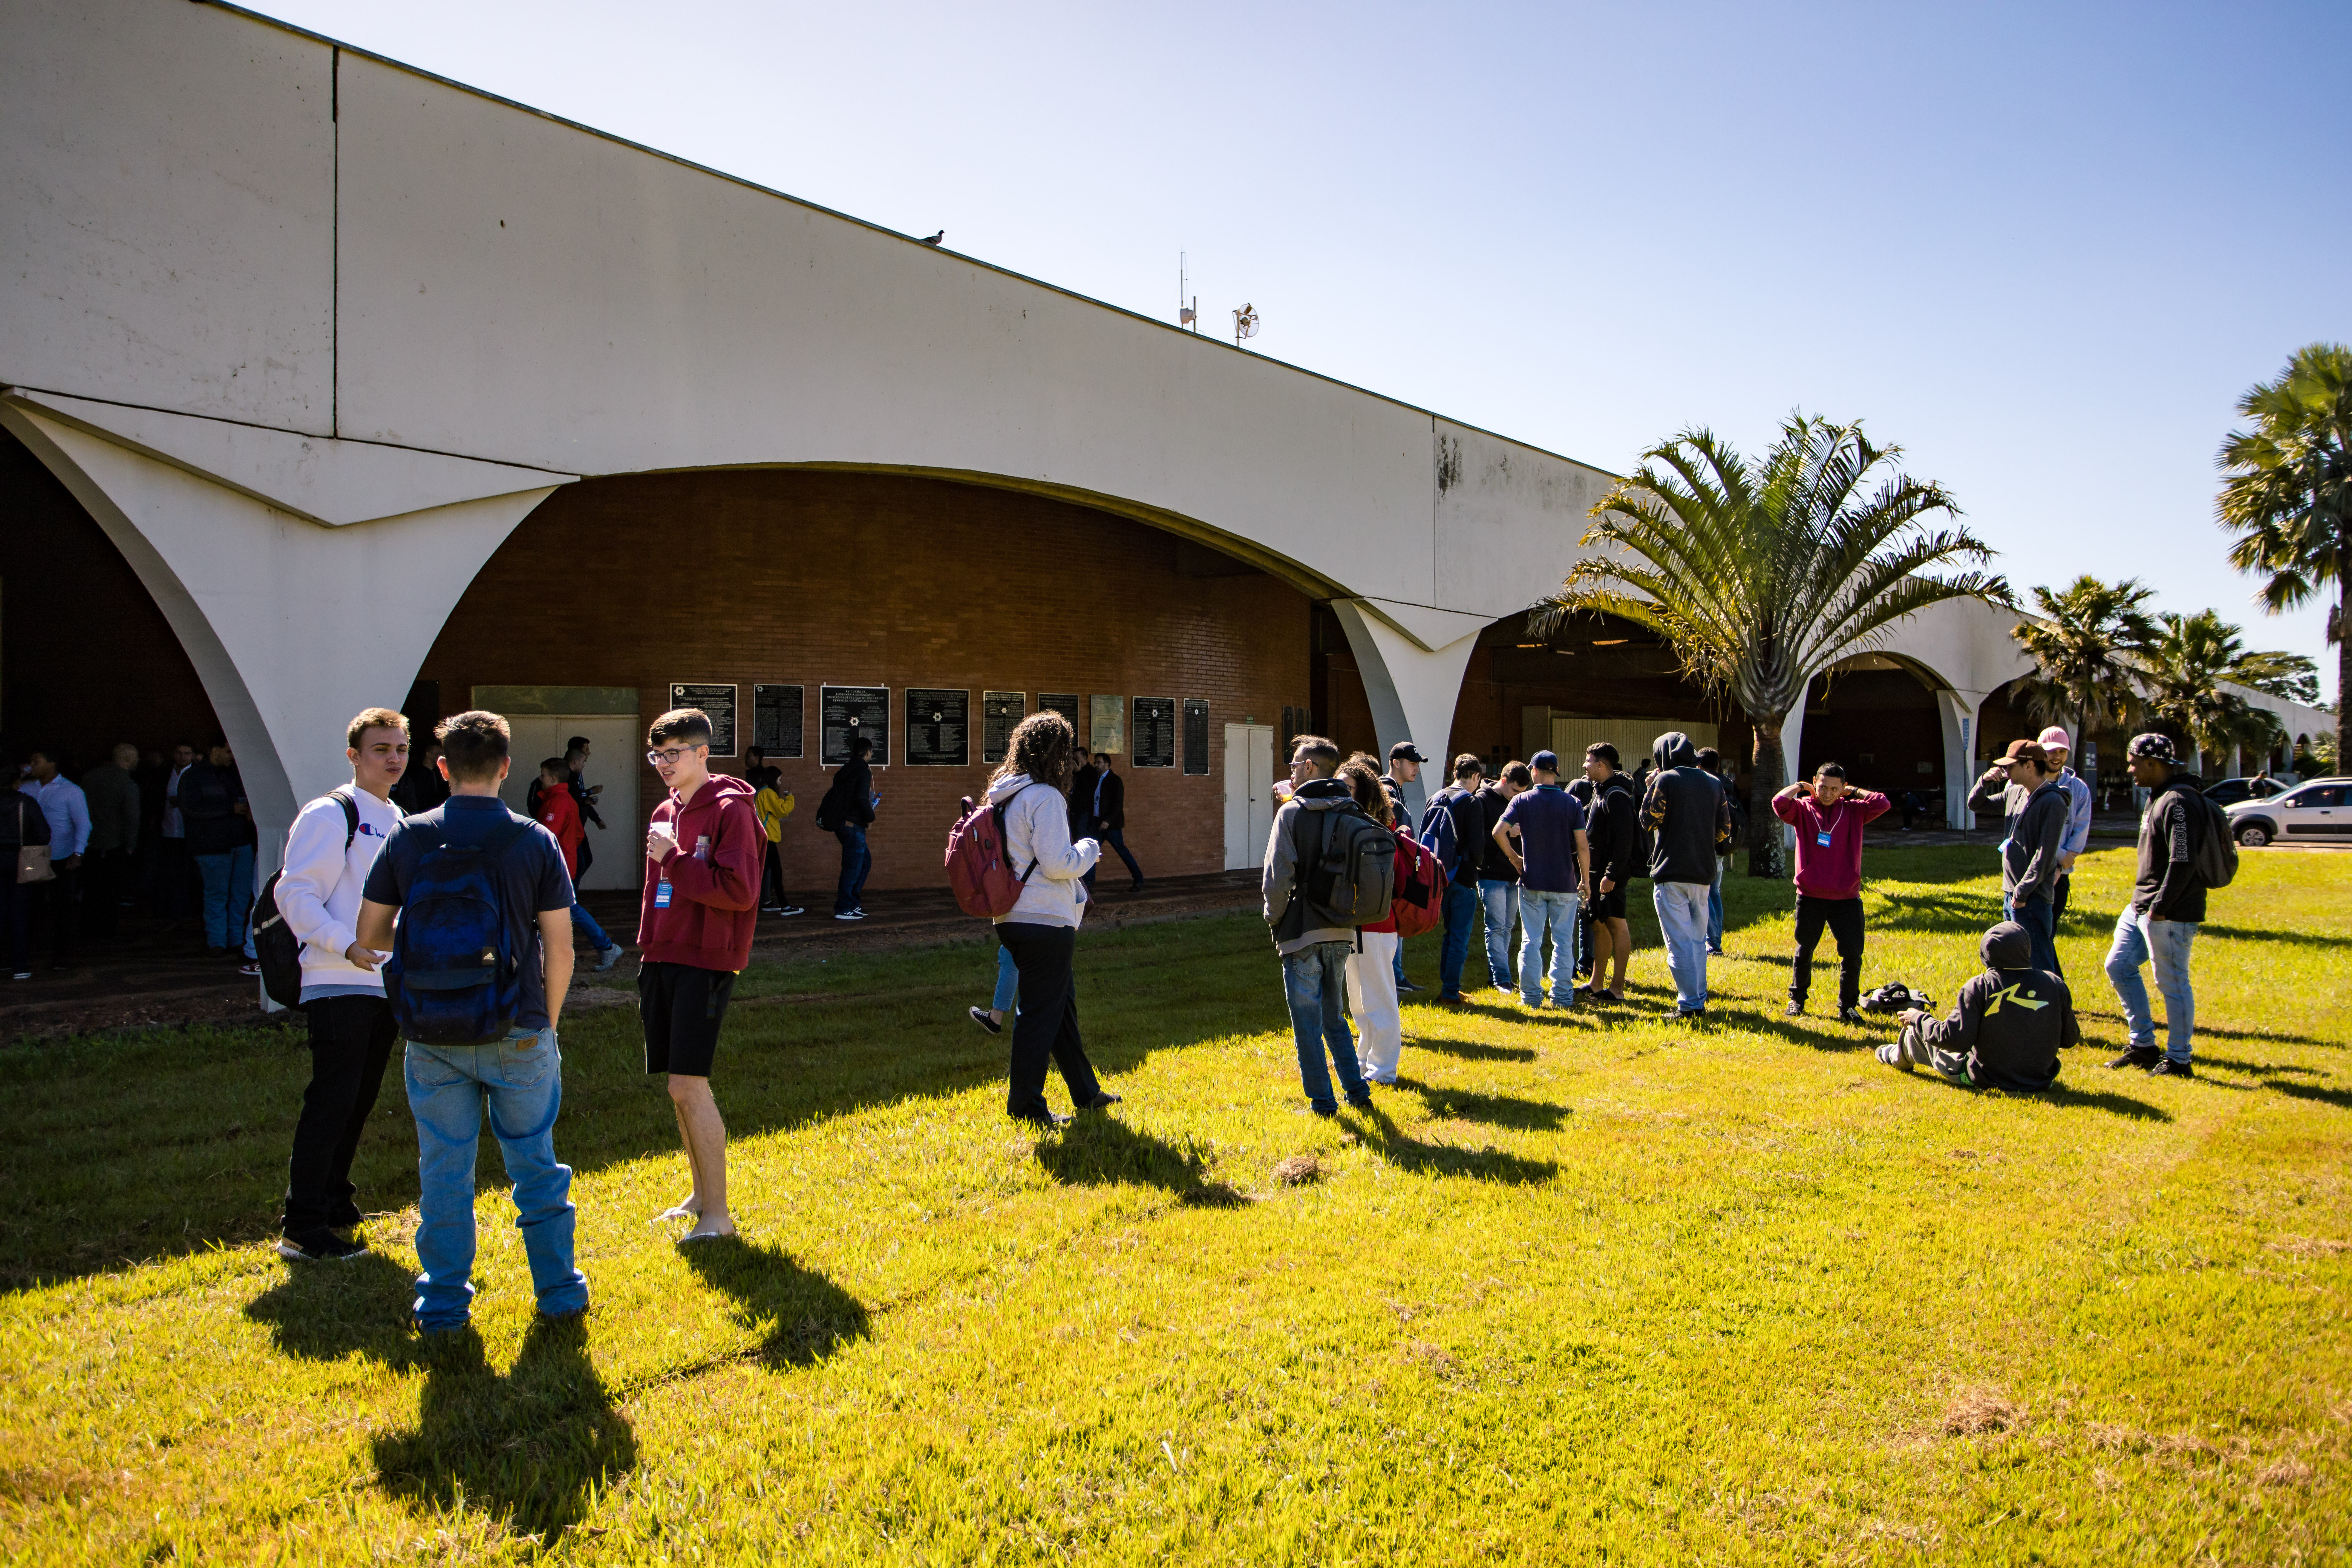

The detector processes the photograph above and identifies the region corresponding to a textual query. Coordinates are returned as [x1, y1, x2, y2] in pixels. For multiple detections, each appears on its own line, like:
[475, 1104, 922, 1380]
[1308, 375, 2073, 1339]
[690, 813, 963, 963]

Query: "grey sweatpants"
[1878, 1022, 1969, 1084]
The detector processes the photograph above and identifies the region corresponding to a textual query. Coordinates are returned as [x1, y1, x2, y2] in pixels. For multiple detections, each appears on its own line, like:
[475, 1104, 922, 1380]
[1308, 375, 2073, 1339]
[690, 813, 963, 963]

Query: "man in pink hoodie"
[637, 707, 762, 1242]
[1771, 761, 1891, 1022]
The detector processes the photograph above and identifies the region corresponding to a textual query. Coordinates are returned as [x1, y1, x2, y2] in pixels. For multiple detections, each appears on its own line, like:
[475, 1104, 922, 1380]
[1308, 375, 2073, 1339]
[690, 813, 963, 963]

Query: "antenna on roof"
[1179, 253, 1196, 332]
[1232, 302, 1259, 346]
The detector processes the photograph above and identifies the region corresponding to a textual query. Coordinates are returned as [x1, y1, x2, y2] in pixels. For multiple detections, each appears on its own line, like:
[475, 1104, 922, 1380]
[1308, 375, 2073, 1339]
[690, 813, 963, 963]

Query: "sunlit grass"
[2, 845, 2346, 1562]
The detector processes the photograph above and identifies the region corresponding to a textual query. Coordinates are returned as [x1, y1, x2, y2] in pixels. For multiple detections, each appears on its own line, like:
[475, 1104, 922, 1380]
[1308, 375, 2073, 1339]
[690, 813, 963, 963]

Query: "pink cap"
[2036, 726, 2072, 750]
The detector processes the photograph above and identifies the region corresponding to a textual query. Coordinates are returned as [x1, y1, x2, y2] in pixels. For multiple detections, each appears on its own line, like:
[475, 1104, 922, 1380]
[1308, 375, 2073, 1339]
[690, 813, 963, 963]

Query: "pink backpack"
[1390, 825, 1445, 938]
[945, 786, 1042, 917]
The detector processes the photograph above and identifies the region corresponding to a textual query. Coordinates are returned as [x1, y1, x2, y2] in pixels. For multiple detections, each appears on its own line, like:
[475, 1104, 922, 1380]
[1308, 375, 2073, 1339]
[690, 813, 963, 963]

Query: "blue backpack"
[384, 809, 532, 1046]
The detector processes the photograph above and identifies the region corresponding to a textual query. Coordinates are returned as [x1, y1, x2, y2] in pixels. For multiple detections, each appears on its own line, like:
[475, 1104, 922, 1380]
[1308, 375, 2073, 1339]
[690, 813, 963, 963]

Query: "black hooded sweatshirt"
[2133, 771, 2208, 923]
[1911, 922, 2080, 1091]
[1640, 732, 1730, 885]
[1585, 770, 1638, 884]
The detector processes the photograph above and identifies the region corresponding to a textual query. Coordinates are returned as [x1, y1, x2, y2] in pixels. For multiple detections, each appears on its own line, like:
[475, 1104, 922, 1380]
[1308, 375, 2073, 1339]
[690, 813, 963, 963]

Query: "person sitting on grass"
[1874, 920, 2079, 1091]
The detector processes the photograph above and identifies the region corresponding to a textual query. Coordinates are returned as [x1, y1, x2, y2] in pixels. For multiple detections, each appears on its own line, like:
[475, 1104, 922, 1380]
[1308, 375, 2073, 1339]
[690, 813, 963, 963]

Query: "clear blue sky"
[252, 0, 2350, 703]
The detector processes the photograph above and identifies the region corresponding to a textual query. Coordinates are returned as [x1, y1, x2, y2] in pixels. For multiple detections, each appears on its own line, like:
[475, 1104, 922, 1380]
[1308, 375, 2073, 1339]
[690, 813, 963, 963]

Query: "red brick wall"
[418, 470, 1311, 892]
[1, 429, 221, 770]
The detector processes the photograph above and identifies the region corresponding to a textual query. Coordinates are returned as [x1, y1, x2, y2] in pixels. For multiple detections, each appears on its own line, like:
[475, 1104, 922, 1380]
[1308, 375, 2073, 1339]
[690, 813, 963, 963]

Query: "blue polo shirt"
[1498, 784, 1588, 893]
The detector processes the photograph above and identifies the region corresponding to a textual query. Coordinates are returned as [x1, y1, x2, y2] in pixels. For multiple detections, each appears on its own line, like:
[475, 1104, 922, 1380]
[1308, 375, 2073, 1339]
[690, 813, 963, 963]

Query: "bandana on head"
[2127, 733, 2177, 762]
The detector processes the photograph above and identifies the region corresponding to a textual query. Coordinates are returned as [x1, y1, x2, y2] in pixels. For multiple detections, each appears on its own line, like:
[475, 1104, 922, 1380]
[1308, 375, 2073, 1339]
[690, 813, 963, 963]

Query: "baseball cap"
[2035, 726, 2072, 750]
[1387, 741, 1427, 764]
[1997, 738, 2049, 768]
[1530, 749, 1560, 773]
[2127, 733, 2178, 762]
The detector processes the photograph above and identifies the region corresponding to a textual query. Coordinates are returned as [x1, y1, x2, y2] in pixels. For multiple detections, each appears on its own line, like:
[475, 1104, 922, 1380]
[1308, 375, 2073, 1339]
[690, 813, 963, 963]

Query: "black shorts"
[1589, 883, 1629, 921]
[639, 960, 737, 1078]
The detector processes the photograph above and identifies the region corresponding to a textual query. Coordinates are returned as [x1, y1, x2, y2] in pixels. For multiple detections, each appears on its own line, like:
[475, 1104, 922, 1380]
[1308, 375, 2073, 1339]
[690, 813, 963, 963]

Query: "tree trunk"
[1747, 717, 1788, 878]
[2338, 586, 2350, 772]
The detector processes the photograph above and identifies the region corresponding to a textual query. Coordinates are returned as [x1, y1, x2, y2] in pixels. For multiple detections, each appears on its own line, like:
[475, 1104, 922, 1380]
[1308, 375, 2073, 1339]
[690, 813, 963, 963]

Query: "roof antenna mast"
[1179, 253, 1197, 332]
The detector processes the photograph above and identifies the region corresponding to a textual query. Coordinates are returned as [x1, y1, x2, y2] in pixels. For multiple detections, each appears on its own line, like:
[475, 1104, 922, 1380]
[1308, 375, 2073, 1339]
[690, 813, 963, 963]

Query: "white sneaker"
[833, 911, 863, 921]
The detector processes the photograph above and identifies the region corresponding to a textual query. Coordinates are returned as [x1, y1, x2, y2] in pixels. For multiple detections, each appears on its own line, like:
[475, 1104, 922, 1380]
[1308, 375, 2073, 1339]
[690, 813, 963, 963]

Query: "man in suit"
[1083, 751, 1144, 893]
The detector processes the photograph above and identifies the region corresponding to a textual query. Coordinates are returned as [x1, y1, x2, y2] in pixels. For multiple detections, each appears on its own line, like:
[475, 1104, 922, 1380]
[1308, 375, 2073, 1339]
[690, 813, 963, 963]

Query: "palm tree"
[1537, 414, 2009, 877]
[2225, 648, 2321, 706]
[2138, 609, 2285, 774]
[2216, 341, 2350, 763]
[2009, 575, 2158, 743]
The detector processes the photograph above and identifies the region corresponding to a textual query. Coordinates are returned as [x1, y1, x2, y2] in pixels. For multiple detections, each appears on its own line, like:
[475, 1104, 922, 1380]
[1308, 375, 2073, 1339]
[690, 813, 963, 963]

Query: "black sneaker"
[1838, 1006, 1864, 1024]
[1785, 1000, 1805, 1017]
[2145, 1057, 2195, 1079]
[1011, 1108, 1071, 1129]
[1345, 1094, 1374, 1110]
[277, 1233, 367, 1262]
[775, 905, 804, 917]
[968, 1005, 1002, 1035]
[2106, 1045, 2163, 1070]
[1397, 979, 1426, 994]
[1076, 1090, 1123, 1111]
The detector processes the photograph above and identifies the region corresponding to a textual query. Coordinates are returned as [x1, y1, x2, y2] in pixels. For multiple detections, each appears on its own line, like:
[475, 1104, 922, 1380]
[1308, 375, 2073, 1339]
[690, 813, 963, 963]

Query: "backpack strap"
[332, 788, 360, 852]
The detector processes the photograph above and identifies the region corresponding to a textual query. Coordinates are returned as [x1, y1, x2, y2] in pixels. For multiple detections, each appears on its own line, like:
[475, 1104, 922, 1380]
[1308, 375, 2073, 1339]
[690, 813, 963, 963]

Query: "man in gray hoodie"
[1263, 735, 1374, 1115]
[1967, 739, 2069, 975]
[1640, 732, 1732, 1019]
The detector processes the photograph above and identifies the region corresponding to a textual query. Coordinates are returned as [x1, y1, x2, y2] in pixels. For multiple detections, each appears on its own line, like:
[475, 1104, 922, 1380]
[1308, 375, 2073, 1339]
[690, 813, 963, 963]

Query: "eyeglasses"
[646, 746, 706, 767]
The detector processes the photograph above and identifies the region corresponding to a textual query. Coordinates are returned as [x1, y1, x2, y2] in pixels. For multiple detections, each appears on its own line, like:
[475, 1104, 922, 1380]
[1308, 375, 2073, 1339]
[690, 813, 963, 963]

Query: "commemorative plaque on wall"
[669, 683, 738, 757]
[906, 689, 971, 767]
[1182, 698, 1210, 775]
[1132, 697, 1176, 768]
[753, 684, 804, 758]
[819, 685, 890, 767]
[1039, 692, 1080, 732]
[982, 691, 1026, 765]
[1088, 695, 1126, 755]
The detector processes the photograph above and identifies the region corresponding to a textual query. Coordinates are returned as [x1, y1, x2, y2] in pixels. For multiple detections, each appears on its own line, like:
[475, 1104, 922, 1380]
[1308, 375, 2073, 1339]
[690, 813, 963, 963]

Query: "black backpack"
[2186, 791, 2238, 890]
[1292, 802, 1398, 933]
[252, 790, 359, 1009]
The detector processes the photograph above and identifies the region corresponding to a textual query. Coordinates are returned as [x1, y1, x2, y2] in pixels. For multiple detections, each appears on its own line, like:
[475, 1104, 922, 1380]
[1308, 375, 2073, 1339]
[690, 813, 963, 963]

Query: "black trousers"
[83, 848, 133, 937]
[33, 865, 79, 964]
[1791, 894, 1866, 1010]
[759, 840, 789, 910]
[282, 993, 400, 1238]
[2052, 871, 2071, 931]
[995, 921, 1102, 1118]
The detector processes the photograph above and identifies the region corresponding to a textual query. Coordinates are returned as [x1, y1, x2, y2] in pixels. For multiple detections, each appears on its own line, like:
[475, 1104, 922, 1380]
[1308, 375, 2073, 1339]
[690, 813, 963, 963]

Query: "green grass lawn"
[3, 845, 2348, 1563]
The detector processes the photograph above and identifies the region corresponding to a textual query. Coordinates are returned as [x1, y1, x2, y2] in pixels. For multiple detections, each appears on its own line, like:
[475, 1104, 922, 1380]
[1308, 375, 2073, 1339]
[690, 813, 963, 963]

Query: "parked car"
[2226, 777, 2352, 847]
[2203, 776, 2288, 808]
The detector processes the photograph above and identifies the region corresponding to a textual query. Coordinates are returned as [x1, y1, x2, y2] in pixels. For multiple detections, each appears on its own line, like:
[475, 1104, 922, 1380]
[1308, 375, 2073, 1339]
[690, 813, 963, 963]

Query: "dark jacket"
[394, 761, 450, 816]
[821, 759, 877, 830]
[1068, 764, 1101, 836]
[1091, 769, 1126, 833]
[2133, 772, 2208, 923]
[1471, 784, 1517, 884]
[2, 790, 53, 850]
[1912, 922, 2079, 1091]
[80, 763, 141, 856]
[1983, 776, 2068, 906]
[179, 760, 242, 855]
[1640, 733, 1730, 885]
[1586, 771, 1639, 884]
[1421, 783, 1484, 888]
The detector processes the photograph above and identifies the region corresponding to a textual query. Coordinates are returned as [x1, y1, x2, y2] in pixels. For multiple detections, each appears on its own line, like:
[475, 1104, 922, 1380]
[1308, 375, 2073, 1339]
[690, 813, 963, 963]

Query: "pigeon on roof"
[920, 231, 944, 246]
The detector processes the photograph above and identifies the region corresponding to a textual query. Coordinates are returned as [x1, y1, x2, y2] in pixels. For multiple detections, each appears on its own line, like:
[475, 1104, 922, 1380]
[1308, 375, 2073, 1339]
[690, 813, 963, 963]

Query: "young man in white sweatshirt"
[273, 707, 410, 1262]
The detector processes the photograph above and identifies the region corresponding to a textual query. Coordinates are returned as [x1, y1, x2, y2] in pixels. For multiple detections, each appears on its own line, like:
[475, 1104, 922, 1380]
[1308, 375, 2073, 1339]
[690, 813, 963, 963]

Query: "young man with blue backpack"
[357, 710, 588, 1333]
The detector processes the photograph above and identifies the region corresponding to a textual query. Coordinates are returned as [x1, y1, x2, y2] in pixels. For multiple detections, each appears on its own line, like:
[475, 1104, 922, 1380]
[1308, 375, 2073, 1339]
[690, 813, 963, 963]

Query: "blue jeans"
[1478, 880, 1520, 989]
[194, 844, 255, 954]
[2005, 894, 2061, 976]
[1101, 828, 1143, 884]
[992, 942, 1019, 1015]
[833, 825, 871, 914]
[1652, 880, 1711, 1012]
[568, 899, 612, 952]
[1282, 943, 1366, 1113]
[1438, 882, 1478, 997]
[1518, 889, 1579, 1006]
[405, 1027, 589, 1331]
[1707, 854, 1726, 950]
[2105, 906, 2197, 1062]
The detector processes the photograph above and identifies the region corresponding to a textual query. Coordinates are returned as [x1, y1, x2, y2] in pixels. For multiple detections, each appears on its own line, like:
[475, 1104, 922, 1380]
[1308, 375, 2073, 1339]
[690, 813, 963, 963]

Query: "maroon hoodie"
[637, 772, 762, 971]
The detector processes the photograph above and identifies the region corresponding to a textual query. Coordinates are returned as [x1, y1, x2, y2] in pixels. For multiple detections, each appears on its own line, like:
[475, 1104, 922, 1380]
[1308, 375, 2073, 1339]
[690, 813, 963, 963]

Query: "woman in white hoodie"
[988, 711, 1122, 1127]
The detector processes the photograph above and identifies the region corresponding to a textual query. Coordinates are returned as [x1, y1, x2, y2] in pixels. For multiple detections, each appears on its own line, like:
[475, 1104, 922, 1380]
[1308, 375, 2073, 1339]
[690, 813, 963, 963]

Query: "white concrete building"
[2, 0, 2325, 892]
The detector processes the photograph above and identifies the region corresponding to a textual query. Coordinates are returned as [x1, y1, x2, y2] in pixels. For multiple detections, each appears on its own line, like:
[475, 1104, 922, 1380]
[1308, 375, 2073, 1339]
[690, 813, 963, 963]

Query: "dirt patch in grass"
[1943, 1387, 2023, 1436]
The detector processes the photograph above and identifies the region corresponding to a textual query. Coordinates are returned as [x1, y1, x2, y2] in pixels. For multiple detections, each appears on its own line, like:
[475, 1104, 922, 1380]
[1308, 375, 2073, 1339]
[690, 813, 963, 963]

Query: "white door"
[2278, 782, 2348, 839]
[496, 715, 643, 889]
[1224, 724, 1275, 869]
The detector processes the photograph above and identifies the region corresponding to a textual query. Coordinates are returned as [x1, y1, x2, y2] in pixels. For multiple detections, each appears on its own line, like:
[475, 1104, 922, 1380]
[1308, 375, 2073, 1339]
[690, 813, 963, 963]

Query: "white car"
[2226, 776, 2352, 847]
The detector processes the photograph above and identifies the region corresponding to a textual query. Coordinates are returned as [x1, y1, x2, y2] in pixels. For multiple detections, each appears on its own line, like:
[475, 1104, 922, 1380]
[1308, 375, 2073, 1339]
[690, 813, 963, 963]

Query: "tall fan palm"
[2216, 342, 2350, 762]
[2138, 609, 2285, 773]
[1537, 414, 2009, 877]
[2009, 575, 2158, 742]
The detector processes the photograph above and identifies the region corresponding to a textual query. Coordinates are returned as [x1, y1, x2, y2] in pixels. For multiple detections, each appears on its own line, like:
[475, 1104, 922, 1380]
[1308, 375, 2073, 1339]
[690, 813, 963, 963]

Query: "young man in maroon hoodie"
[637, 708, 762, 1243]
[1770, 761, 1891, 1021]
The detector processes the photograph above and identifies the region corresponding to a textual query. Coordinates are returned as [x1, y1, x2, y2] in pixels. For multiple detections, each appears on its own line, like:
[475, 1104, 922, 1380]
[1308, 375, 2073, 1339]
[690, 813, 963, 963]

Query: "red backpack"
[945, 787, 1042, 917]
[1390, 824, 1444, 938]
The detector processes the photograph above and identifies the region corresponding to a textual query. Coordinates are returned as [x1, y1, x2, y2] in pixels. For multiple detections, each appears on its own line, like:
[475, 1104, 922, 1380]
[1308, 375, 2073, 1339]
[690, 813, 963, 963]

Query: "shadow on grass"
[1406, 1036, 1538, 1064]
[2268, 1079, 2352, 1112]
[1350, 1103, 1557, 1185]
[1033, 1115, 1250, 1208]
[1392, 1081, 1571, 1132]
[1700, 1005, 1880, 1055]
[2197, 924, 2349, 951]
[244, 1251, 420, 1364]
[680, 1236, 871, 1369]
[371, 1316, 636, 1545]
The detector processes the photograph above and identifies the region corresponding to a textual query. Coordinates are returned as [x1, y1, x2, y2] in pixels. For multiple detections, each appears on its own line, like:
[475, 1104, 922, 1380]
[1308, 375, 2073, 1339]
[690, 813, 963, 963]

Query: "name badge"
[1816, 830, 1833, 848]
[654, 878, 673, 908]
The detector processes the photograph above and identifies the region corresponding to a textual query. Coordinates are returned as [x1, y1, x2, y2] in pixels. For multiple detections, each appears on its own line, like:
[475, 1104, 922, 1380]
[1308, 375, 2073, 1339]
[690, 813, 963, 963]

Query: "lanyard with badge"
[655, 828, 711, 908]
[1816, 799, 1835, 850]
